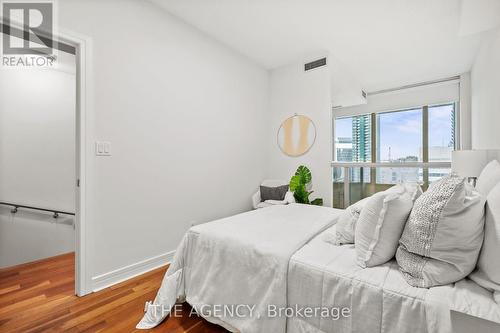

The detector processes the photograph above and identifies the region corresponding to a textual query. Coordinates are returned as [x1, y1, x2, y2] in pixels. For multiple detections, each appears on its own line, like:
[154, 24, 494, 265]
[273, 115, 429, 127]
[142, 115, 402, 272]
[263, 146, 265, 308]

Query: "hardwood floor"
[0, 253, 229, 332]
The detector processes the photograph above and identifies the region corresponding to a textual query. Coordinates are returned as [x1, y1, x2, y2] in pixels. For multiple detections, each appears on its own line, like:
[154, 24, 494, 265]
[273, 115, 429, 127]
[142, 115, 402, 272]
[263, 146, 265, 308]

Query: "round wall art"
[277, 114, 316, 157]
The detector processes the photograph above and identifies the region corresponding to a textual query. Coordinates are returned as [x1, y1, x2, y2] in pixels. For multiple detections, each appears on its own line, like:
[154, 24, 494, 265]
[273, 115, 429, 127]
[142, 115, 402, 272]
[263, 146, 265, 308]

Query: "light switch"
[95, 141, 111, 156]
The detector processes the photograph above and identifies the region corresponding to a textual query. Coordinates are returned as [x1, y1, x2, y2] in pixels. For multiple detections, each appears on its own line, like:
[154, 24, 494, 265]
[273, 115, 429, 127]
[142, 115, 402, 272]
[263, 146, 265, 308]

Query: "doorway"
[0, 22, 89, 296]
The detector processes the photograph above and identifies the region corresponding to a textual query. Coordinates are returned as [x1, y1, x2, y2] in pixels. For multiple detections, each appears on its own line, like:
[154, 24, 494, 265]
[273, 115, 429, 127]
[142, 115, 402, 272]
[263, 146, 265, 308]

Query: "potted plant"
[289, 165, 323, 206]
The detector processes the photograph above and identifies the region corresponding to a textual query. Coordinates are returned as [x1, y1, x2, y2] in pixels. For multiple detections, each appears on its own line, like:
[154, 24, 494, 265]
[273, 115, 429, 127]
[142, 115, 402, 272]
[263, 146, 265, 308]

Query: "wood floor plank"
[0, 284, 21, 295]
[0, 253, 229, 333]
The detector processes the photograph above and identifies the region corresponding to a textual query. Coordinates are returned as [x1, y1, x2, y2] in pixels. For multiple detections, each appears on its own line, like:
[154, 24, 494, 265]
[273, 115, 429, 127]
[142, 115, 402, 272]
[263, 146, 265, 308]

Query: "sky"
[335, 104, 454, 161]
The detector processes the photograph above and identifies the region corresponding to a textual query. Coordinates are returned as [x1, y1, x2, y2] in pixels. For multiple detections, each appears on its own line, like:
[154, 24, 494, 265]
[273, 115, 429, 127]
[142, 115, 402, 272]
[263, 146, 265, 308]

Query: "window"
[375, 108, 423, 184]
[428, 103, 455, 182]
[334, 103, 456, 165]
[334, 115, 371, 163]
[428, 104, 455, 162]
[334, 115, 371, 184]
[332, 102, 457, 208]
[376, 108, 422, 162]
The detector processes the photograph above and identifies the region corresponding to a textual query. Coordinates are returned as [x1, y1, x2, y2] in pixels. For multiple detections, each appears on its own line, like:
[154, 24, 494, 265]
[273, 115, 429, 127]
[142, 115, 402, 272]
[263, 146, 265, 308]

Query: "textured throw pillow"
[476, 160, 500, 197]
[355, 184, 414, 268]
[332, 197, 370, 245]
[470, 181, 500, 299]
[260, 185, 289, 201]
[396, 174, 485, 288]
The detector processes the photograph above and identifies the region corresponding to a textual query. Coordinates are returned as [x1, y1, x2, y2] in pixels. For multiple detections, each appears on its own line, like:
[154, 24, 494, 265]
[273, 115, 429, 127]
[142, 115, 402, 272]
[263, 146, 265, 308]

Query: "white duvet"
[137, 204, 342, 332]
[287, 225, 500, 333]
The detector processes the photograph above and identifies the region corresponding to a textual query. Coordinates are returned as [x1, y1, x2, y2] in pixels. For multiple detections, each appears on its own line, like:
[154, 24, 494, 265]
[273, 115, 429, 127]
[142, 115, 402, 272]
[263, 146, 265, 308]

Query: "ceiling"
[150, 0, 487, 91]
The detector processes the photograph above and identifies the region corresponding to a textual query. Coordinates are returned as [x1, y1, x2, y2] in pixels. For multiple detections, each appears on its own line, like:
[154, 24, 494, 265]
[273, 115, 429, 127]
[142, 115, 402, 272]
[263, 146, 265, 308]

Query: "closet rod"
[0, 201, 75, 218]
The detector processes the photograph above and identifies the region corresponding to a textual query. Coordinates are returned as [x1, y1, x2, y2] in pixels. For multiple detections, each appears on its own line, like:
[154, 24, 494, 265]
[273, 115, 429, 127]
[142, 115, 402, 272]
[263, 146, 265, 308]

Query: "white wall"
[471, 28, 500, 149]
[0, 208, 74, 267]
[329, 54, 366, 108]
[58, 0, 269, 290]
[267, 62, 332, 205]
[0, 54, 76, 267]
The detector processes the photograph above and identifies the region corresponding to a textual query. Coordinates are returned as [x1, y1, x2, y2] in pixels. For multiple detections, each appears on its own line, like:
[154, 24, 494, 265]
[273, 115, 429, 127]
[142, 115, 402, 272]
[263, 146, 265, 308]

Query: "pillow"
[355, 184, 414, 268]
[332, 197, 370, 245]
[284, 191, 295, 204]
[470, 181, 500, 298]
[476, 160, 500, 196]
[332, 183, 421, 247]
[398, 182, 423, 202]
[260, 185, 289, 201]
[396, 174, 485, 288]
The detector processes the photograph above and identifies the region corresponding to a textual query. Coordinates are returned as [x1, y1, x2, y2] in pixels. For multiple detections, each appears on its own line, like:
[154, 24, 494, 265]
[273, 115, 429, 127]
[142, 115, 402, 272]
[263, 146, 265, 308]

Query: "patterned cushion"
[396, 174, 485, 287]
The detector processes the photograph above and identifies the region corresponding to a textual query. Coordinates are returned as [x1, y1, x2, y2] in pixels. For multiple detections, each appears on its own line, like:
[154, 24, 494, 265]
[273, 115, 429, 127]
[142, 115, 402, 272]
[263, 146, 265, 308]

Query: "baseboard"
[91, 250, 175, 292]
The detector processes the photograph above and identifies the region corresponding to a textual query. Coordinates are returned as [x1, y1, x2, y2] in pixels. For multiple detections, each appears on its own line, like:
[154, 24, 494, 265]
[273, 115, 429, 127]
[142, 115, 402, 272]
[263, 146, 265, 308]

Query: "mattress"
[287, 225, 500, 333]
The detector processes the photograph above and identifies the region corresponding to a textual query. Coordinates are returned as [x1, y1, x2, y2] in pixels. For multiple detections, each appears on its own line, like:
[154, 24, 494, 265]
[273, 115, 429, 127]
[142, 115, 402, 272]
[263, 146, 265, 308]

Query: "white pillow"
[355, 184, 414, 268]
[470, 181, 500, 298]
[285, 191, 296, 204]
[333, 183, 421, 247]
[399, 182, 423, 202]
[397, 174, 485, 288]
[332, 197, 369, 245]
[476, 160, 500, 196]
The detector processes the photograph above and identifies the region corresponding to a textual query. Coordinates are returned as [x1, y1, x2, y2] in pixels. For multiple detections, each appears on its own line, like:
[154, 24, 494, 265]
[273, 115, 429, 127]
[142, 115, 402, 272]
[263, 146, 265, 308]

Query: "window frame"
[333, 101, 458, 163]
[332, 101, 458, 207]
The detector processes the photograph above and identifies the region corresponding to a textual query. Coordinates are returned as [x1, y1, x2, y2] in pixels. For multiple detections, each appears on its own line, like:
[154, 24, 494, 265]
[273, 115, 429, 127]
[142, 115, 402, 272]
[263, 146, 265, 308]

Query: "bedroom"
[0, 0, 500, 332]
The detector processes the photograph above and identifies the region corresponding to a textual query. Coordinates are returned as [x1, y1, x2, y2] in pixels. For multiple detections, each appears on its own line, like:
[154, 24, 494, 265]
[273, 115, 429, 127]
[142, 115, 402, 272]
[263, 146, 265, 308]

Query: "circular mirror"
[277, 115, 316, 157]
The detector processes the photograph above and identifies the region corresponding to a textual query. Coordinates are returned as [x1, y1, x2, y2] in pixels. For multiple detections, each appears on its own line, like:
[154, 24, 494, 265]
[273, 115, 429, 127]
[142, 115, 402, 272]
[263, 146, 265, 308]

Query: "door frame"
[60, 29, 92, 296]
[1, 18, 92, 296]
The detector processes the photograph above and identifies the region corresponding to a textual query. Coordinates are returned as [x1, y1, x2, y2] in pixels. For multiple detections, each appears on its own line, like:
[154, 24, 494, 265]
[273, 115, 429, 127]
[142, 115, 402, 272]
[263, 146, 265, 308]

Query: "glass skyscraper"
[352, 115, 371, 162]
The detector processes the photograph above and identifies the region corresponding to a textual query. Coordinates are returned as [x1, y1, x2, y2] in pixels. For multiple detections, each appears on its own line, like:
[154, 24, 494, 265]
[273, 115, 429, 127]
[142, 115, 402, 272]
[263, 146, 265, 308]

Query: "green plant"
[289, 165, 323, 206]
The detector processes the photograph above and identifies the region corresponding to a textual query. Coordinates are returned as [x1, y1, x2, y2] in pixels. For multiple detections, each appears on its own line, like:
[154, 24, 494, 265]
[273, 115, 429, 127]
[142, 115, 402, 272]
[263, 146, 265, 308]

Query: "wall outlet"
[95, 141, 111, 156]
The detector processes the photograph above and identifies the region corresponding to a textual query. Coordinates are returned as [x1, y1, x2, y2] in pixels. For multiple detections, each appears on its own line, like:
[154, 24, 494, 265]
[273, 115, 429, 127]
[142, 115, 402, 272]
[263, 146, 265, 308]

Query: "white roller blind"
[334, 79, 460, 118]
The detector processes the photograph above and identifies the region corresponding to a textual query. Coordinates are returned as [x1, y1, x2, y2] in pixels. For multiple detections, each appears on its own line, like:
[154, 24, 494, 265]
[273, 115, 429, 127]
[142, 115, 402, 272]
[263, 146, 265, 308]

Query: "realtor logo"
[2, 1, 53, 55]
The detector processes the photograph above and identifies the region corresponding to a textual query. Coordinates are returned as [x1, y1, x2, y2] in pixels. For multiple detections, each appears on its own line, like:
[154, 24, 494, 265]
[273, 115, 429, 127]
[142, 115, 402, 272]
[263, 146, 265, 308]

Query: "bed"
[288, 225, 500, 333]
[137, 204, 342, 332]
[137, 204, 500, 333]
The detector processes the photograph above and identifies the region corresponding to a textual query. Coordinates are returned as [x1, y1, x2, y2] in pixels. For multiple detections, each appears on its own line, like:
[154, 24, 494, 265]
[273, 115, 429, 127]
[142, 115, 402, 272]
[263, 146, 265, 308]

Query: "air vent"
[362, 90, 367, 99]
[304, 58, 327, 71]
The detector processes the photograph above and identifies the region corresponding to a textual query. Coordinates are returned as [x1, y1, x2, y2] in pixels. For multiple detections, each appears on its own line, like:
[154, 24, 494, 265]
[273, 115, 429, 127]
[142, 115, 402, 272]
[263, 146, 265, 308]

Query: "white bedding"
[137, 204, 343, 332]
[288, 225, 500, 333]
